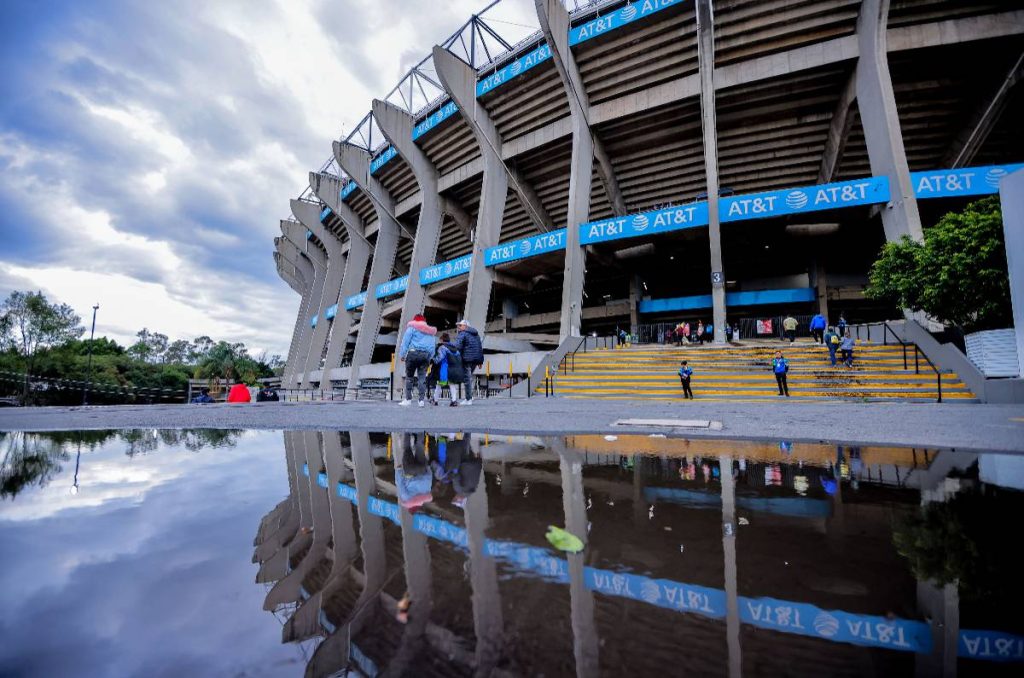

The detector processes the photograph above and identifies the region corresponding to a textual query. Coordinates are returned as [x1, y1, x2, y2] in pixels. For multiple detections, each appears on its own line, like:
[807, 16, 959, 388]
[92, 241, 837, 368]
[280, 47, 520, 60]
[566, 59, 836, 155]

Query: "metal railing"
[851, 321, 944, 403]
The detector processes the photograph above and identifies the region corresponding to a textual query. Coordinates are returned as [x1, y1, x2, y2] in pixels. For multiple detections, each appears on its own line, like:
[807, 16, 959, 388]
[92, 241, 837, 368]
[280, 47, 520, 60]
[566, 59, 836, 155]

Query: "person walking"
[810, 313, 827, 344]
[664, 327, 674, 346]
[733, 323, 741, 341]
[772, 351, 791, 396]
[783, 315, 798, 343]
[840, 331, 856, 368]
[678, 360, 694, 399]
[705, 322, 714, 343]
[432, 332, 462, 406]
[837, 313, 848, 338]
[453, 319, 484, 405]
[824, 326, 840, 366]
[696, 321, 705, 345]
[725, 324, 733, 342]
[398, 313, 437, 407]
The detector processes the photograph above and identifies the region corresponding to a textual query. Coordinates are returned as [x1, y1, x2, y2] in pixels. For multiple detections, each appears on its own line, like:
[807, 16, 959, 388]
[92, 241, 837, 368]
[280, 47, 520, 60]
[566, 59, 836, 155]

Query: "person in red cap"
[398, 313, 437, 407]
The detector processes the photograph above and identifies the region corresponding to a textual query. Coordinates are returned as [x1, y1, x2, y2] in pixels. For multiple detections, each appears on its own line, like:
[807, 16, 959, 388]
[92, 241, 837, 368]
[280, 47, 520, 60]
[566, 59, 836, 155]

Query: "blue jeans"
[463, 362, 480, 400]
[828, 345, 838, 366]
[404, 350, 430, 401]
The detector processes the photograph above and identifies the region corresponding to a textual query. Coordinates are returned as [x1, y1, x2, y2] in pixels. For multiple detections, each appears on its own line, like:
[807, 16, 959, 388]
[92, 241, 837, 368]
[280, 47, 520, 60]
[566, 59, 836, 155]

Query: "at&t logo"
[510, 60, 523, 76]
[520, 239, 532, 256]
[786, 190, 808, 209]
[813, 612, 839, 637]
[632, 214, 650, 231]
[985, 168, 1008, 188]
[621, 4, 638, 21]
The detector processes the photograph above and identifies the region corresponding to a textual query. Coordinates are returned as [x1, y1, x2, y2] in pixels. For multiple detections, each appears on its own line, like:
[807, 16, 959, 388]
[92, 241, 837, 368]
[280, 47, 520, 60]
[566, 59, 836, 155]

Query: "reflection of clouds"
[0, 430, 302, 676]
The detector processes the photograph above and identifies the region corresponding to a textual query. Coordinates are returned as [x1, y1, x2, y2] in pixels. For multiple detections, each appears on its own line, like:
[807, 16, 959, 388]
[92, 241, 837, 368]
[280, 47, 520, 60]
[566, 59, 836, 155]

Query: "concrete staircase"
[544, 340, 976, 402]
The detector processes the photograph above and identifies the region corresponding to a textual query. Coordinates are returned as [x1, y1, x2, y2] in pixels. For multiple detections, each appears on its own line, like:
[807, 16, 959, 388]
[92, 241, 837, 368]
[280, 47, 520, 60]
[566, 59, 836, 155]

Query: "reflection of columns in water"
[720, 454, 742, 678]
[462, 432, 505, 672]
[388, 433, 434, 674]
[558, 448, 599, 677]
[915, 452, 964, 678]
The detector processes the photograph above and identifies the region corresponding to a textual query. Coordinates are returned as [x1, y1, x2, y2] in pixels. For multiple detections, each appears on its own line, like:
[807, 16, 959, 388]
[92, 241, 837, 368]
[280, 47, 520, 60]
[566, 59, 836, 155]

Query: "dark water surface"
[1, 430, 1023, 677]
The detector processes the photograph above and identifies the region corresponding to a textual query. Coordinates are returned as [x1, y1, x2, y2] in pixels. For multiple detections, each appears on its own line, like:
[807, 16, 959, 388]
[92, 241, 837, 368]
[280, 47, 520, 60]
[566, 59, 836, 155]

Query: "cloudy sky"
[0, 0, 537, 356]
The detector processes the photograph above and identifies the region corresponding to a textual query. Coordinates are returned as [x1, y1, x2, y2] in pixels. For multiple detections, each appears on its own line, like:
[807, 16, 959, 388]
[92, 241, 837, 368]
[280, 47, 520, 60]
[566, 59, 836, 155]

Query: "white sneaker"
[399, 399, 412, 407]
[460, 399, 473, 406]
[418, 400, 425, 407]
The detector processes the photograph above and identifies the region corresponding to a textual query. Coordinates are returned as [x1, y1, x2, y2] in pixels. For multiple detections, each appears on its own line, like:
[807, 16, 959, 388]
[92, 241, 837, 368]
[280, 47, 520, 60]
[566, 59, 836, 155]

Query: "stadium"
[274, 0, 1024, 396]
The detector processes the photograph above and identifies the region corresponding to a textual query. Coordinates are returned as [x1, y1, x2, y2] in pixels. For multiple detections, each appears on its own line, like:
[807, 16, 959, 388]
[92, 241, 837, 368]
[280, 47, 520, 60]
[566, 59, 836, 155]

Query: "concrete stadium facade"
[275, 0, 1024, 392]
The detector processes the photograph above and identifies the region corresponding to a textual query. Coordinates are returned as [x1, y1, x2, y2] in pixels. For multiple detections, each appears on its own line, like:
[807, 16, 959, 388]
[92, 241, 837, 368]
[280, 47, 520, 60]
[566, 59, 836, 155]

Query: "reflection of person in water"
[428, 433, 482, 508]
[395, 433, 433, 512]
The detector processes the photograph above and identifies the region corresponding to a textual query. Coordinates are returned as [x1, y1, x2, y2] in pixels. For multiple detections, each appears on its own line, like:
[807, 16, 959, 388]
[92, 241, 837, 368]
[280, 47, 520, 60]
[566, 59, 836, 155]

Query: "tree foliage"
[0, 291, 84, 362]
[866, 197, 1011, 331]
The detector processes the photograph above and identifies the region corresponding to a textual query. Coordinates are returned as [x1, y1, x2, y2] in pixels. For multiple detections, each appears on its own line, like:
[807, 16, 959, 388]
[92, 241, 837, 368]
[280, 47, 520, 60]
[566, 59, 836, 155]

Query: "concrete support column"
[335, 141, 402, 400]
[275, 261, 308, 378]
[281, 221, 327, 387]
[372, 100, 444, 336]
[534, 0, 594, 339]
[813, 258, 830, 319]
[697, 0, 728, 343]
[629, 274, 641, 337]
[856, 0, 924, 243]
[309, 173, 372, 380]
[999, 170, 1024, 378]
[292, 200, 347, 388]
[432, 47, 509, 329]
[536, 0, 626, 216]
[275, 243, 312, 382]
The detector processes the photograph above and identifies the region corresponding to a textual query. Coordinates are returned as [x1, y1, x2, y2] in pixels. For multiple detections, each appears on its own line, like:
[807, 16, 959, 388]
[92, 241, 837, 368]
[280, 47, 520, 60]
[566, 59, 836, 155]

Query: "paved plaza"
[3, 399, 1023, 453]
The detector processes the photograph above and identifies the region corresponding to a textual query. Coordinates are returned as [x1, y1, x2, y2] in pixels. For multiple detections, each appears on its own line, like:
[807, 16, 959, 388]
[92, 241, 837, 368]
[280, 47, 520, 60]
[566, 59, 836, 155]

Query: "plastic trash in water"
[546, 526, 584, 553]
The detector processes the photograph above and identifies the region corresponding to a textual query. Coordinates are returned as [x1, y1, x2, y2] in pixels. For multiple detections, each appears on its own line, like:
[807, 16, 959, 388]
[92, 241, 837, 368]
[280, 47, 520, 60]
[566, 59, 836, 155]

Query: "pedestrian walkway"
[545, 340, 976, 402]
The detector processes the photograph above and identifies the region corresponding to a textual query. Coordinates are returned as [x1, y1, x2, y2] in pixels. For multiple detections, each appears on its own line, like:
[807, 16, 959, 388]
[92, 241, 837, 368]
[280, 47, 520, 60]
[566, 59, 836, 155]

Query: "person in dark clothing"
[678, 360, 694, 399]
[191, 387, 214, 404]
[256, 385, 279, 402]
[432, 332, 463, 406]
[454, 319, 483, 405]
[837, 314, 848, 338]
[428, 433, 482, 507]
[772, 351, 790, 396]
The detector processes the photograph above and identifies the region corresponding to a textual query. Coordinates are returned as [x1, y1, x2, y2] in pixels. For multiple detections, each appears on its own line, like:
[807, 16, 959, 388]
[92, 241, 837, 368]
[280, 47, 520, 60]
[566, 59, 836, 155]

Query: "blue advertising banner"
[324, 304, 337, 320]
[412, 100, 459, 140]
[720, 176, 890, 223]
[309, 315, 317, 328]
[367, 495, 401, 525]
[375, 275, 409, 299]
[485, 228, 567, 266]
[585, 566, 727, 619]
[306, 229, 313, 240]
[337, 482, 358, 504]
[319, 206, 331, 222]
[569, 0, 685, 46]
[476, 43, 552, 97]
[316, 472, 328, 488]
[339, 181, 358, 201]
[911, 163, 1024, 199]
[369, 145, 398, 175]
[420, 254, 472, 286]
[484, 540, 571, 584]
[739, 596, 932, 653]
[302, 463, 308, 476]
[580, 203, 708, 245]
[414, 514, 469, 549]
[958, 629, 1024, 663]
[345, 290, 367, 310]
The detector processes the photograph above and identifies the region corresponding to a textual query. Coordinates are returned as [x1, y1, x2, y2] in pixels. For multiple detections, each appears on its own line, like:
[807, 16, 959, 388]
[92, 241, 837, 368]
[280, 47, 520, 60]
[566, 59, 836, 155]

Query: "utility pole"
[82, 304, 99, 405]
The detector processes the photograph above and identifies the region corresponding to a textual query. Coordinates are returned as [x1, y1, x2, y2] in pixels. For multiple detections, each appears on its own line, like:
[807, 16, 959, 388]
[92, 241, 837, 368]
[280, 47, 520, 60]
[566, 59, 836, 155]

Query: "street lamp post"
[82, 304, 99, 405]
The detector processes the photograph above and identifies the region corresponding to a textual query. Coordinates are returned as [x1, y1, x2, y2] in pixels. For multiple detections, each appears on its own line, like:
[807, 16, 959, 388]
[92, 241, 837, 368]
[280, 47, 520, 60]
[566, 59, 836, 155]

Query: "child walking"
[678, 361, 694, 399]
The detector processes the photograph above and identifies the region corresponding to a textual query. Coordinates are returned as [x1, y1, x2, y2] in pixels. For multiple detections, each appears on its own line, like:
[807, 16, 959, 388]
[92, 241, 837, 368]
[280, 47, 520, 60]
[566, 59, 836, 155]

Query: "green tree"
[164, 339, 191, 364]
[866, 197, 1011, 331]
[0, 291, 84, 401]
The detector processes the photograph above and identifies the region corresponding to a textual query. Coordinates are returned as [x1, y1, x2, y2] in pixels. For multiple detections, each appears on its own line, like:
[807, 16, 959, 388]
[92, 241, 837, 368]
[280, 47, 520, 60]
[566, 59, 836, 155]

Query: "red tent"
[226, 383, 251, 403]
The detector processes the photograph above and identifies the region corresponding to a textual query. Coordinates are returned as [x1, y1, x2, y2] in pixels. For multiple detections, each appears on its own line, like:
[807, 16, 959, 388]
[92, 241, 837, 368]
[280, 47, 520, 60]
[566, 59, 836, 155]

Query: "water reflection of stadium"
[255, 432, 1024, 676]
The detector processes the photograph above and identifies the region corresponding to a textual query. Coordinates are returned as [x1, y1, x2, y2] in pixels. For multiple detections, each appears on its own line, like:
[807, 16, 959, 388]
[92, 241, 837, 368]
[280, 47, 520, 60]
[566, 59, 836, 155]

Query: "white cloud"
[0, 0, 542, 357]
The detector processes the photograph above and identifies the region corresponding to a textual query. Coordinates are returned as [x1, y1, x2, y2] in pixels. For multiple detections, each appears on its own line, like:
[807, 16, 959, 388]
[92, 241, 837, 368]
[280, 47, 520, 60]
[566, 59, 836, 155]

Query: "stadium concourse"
[273, 0, 1024, 401]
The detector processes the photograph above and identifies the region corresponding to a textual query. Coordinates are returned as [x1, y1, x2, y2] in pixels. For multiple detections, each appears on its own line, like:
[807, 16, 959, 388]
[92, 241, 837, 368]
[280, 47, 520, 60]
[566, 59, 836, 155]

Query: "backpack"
[830, 334, 840, 345]
[445, 349, 465, 384]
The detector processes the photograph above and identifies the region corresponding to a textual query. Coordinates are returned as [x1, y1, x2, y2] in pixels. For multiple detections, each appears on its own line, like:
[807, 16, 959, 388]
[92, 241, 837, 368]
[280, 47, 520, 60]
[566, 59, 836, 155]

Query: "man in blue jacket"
[399, 314, 437, 407]
[453, 319, 484, 405]
[810, 313, 827, 344]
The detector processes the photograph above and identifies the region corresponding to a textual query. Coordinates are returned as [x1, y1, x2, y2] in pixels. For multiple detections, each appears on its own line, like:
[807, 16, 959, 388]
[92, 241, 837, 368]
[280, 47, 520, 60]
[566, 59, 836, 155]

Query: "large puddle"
[1, 430, 1022, 676]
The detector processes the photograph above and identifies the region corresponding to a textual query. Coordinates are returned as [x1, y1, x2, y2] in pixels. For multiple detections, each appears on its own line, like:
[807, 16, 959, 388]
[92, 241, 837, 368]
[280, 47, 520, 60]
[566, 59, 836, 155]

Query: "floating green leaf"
[546, 525, 584, 553]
